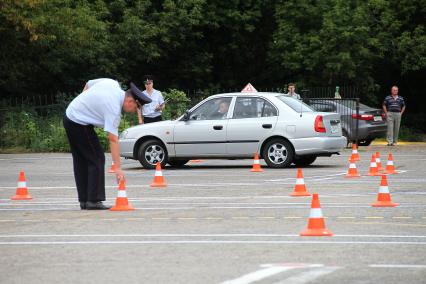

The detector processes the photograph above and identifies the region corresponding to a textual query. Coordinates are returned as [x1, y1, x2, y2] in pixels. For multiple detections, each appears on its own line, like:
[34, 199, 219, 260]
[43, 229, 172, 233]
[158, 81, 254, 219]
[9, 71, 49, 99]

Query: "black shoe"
[387, 143, 393, 146]
[80, 201, 87, 210]
[86, 201, 111, 210]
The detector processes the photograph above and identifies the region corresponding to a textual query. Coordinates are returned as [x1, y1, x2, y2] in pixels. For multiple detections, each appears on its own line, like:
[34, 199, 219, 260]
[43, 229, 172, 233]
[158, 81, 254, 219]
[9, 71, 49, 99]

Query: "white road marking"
[2, 203, 426, 211]
[220, 265, 297, 284]
[0, 240, 425, 245]
[369, 264, 426, 268]
[221, 264, 323, 284]
[1, 234, 425, 238]
[267, 173, 346, 182]
[273, 266, 341, 284]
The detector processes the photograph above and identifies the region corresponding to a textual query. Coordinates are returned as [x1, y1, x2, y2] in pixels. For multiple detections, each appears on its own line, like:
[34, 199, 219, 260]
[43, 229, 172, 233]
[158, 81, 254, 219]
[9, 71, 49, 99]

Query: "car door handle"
[262, 124, 272, 129]
[213, 125, 223, 130]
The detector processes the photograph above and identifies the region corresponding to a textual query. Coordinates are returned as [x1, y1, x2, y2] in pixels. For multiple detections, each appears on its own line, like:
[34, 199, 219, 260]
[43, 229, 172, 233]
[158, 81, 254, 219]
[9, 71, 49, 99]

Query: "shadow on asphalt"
[123, 164, 338, 171]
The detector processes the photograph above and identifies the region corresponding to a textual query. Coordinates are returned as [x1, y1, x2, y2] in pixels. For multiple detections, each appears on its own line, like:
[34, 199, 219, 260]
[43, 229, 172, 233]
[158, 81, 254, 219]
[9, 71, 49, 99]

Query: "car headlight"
[119, 130, 128, 139]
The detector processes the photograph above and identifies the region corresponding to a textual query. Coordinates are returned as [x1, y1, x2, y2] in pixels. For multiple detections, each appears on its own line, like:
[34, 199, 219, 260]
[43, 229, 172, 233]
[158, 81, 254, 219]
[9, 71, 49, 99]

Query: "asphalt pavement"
[0, 144, 425, 283]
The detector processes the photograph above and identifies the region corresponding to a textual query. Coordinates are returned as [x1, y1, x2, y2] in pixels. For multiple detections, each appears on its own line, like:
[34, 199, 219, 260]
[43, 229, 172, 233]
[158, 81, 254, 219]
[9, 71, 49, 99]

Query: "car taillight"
[351, 114, 374, 121]
[314, 115, 326, 133]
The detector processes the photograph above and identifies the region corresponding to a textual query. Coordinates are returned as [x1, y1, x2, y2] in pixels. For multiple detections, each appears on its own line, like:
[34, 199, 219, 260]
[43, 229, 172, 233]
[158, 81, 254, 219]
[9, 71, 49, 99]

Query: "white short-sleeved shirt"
[66, 78, 125, 136]
[142, 89, 164, 118]
[286, 92, 301, 100]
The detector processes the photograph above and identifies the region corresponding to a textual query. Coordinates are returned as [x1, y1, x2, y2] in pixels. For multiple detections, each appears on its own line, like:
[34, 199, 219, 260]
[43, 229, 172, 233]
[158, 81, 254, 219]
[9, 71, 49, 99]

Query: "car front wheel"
[138, 139, 168, 169]
[262, 138, 294, 168]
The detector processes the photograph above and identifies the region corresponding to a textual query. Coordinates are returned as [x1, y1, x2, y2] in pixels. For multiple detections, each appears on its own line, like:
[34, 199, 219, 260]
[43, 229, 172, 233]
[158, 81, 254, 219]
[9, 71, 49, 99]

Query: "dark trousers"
[63, 115, 105, 202]
[144, 115, 162, 123]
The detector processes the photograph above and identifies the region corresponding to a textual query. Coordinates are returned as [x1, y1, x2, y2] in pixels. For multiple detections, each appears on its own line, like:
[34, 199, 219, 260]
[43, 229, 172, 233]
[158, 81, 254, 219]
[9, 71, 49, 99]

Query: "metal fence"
[0, 85, 361, 149]
[183, 85, 359, 101]
[304, 98, 360, 145]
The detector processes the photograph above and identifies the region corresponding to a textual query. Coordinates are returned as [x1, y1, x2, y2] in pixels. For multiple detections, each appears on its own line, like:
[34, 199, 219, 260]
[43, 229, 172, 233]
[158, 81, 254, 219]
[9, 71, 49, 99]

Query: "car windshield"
[277, 95, 314, 112]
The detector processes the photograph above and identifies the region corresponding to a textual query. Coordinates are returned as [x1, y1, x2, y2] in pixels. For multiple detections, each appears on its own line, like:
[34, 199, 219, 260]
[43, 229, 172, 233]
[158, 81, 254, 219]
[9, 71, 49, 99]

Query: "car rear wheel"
[138, 139, 168, 169]
[293, 155, 317, 167]
[342, 129, 351, 148]
[358, 139, 373, 146]
[168, 159, 189, 168]
[262, 138, 294, 168]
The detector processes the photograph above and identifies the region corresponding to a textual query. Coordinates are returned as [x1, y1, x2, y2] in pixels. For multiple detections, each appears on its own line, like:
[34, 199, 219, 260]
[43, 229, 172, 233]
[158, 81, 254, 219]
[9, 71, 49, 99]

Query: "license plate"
[374, 116, 383, 121]
[331, 124, 339, 133]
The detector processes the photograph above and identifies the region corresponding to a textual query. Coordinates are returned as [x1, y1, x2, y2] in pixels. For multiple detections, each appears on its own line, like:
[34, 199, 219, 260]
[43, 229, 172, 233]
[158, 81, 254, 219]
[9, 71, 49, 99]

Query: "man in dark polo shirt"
[383, 86, 406, 146]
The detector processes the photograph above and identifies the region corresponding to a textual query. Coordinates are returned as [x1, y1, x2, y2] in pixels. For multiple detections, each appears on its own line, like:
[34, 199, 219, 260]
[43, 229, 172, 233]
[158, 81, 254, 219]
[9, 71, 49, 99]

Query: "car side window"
[189, 97, 232, 120]
[261, 100, 278, 117]
[233, 97, 277, 119]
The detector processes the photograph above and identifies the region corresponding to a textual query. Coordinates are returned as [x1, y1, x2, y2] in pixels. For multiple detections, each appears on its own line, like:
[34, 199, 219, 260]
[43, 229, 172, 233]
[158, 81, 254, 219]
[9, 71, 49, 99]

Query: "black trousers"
[63, 115, 105, 202]
[144, 115, 162, 123]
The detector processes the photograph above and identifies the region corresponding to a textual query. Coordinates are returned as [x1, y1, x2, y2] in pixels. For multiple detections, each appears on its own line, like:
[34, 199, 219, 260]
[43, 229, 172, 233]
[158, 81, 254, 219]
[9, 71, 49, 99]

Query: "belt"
[389, 111, 401, 113]
[64, 115, 94, 127]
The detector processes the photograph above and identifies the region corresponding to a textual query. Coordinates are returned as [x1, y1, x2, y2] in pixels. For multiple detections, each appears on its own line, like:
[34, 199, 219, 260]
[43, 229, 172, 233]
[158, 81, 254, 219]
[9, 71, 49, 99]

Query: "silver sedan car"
[119, 92, 346, 168]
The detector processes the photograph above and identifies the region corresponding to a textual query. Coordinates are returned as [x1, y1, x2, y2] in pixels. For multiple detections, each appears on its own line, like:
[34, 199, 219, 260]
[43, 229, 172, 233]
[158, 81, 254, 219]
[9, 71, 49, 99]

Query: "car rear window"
[338, 100, 375, 111]
[277, 95, 314, 112]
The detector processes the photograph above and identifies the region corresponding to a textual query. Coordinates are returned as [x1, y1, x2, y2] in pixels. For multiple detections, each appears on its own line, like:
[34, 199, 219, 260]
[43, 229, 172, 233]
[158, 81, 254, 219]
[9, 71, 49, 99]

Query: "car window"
[189, 97, 232, 120]
[310, 103, 336, 112]
[337, 100, 375, 111]
[233, 97, 277, 119]
[277, 95, 313, 112]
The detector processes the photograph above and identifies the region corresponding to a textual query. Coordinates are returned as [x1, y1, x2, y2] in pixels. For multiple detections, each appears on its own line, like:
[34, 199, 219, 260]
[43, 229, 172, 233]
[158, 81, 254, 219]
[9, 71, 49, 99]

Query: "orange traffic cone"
[300, 193, 333, 236]
[367, 154, 380, 176]
[108, 161, 116, 173]
[345, 158, 360, 178]
[250, 153, 263, 172]
[110, 179, 135, 211]
[290, 168, 311, 196]
[375, 152, 383, 172]
[384, 153, 397, 174]
[349, 144, 360, 162]
[371, 175, 398, 207]
[11, 171, 32, 200]
[150, 162, 167, 187]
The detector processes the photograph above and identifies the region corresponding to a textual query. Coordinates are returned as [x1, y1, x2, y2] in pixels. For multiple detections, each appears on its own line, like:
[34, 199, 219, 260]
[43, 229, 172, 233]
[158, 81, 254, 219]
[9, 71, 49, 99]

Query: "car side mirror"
[182, 110, 190, 121]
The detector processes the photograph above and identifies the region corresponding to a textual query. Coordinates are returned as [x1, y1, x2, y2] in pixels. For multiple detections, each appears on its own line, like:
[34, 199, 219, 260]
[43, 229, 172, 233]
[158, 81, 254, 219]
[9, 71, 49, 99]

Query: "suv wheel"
[138, 139, 168, 169]
[262, 138, 294, 168]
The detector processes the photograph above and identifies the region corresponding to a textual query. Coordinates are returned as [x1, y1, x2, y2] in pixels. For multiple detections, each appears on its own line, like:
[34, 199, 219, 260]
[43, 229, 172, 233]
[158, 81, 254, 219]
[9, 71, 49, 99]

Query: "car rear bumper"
[291, 136, 347, 155]
[349, 124, 387, 140]
[119, 138, 137, 158]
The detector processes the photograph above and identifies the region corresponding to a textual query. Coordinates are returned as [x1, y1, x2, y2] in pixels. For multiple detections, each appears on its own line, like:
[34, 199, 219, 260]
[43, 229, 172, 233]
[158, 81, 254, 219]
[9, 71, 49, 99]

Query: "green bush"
[399, 126, 426, 142]
[0, 89, 192, 152]
[161, 89, 191, 120]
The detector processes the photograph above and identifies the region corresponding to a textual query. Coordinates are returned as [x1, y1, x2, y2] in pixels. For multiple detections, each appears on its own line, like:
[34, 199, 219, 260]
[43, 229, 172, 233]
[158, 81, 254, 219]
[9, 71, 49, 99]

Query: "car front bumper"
[291, 136, 347, 156]
[119, 138, 137, 159]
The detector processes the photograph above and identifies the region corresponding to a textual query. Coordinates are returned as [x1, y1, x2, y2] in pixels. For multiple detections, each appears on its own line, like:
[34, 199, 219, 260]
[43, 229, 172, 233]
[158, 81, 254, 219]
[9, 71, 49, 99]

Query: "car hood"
[121, 120, 176, 139]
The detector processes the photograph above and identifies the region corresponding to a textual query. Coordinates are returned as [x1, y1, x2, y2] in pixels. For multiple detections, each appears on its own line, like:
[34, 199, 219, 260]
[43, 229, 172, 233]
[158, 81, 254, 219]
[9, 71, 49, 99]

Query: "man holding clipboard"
[137, 75, 166, 124]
